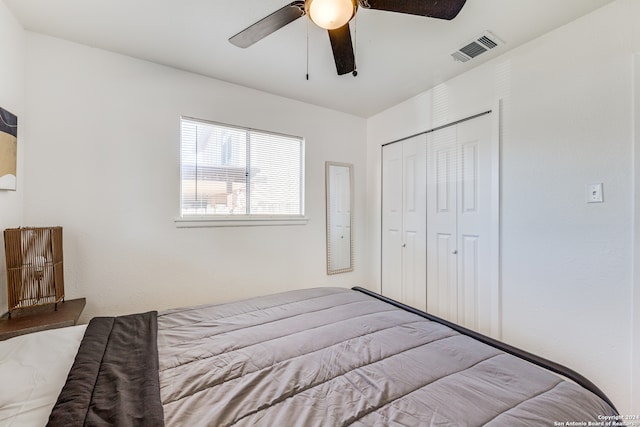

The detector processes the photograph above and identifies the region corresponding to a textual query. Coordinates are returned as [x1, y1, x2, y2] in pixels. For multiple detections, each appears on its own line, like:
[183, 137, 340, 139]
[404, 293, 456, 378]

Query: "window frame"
[175, 116, 307, 228]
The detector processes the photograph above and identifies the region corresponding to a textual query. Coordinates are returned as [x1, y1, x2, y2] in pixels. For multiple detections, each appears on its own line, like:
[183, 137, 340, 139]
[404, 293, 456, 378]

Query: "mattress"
[4, 287, 619, 426]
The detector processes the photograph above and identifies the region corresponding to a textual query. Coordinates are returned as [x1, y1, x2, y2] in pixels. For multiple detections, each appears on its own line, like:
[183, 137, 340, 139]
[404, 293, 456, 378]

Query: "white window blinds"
[180, 117, 304, 217]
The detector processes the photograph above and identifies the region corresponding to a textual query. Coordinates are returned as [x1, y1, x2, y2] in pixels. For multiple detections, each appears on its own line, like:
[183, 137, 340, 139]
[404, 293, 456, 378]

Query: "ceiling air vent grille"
[477, 35, 498, 49]
[451, 51, 471, 63]
[452, 31, 503, 63]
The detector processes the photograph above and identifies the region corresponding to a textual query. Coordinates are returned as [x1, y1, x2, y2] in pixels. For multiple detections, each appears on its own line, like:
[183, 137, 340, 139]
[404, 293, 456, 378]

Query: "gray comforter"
[157, 287, 617, 426]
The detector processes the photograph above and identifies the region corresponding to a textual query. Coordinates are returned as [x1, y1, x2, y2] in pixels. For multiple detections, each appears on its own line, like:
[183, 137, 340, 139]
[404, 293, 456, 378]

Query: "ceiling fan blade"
[362, 0, 467, 20]
[229, 1, 305, 48]
[328, 24, 355, 75]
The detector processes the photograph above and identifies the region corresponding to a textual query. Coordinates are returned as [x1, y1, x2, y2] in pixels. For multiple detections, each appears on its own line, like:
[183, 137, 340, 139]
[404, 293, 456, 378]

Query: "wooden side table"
[0, 298, 86, 341]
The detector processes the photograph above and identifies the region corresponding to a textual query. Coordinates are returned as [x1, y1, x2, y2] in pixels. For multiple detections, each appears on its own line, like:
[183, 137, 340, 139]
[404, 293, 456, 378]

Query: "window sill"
[175, 215, 309, 228]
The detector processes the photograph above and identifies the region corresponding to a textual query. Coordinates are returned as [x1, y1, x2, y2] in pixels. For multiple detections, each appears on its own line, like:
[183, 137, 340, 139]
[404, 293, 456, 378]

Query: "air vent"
[451, 31, 504, 63]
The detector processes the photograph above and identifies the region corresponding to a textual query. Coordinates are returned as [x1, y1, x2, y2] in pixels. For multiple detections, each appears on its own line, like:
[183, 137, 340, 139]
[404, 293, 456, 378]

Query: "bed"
[1, 287, 619, 426]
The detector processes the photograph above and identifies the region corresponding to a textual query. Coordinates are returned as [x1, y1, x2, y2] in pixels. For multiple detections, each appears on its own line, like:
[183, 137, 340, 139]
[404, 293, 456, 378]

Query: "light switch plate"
[586, 183, 604, 203]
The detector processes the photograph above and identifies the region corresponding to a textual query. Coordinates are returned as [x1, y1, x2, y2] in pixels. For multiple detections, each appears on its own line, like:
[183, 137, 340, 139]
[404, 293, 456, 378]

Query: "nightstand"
[0, 298, 86, 341]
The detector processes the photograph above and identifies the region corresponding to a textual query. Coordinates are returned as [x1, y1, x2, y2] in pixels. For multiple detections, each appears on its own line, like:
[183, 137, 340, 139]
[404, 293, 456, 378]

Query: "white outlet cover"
[586, 183, 604, 203]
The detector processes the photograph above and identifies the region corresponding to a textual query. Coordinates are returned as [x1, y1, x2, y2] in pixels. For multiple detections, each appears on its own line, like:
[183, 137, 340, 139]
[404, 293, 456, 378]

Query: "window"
[178, 117, 305, 226]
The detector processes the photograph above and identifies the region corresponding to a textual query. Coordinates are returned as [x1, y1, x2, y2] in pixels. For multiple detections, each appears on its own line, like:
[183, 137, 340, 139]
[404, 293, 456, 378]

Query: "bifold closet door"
[382, 142, 403, 303]
[426, 126, 458, 322]
[381, 135, 427, 311]
[426, 113, 493, 333]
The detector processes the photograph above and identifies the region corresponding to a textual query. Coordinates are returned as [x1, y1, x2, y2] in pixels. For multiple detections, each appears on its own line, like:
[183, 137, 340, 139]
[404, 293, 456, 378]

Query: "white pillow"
[0, 325, 86, 427]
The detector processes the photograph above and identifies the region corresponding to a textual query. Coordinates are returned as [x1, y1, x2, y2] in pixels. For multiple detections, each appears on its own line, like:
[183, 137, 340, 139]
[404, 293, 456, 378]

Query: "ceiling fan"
[229, 0, 468, 76]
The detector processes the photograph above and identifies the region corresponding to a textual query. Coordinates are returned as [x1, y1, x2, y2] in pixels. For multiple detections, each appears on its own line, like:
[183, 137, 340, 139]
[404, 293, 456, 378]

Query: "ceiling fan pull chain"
[353, 11, 358, 77]
[306, 16, 310, 80]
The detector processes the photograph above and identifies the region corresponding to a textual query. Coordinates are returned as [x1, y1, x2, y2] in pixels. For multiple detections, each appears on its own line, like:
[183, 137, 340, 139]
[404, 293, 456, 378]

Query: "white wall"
[22, 33, 367, 321]
[0, 0, 25, 314]
[367, 0, 639, 414]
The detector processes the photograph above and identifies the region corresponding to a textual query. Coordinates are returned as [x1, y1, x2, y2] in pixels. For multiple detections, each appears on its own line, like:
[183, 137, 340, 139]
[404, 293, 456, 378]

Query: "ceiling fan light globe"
[306, 0, 356, 30]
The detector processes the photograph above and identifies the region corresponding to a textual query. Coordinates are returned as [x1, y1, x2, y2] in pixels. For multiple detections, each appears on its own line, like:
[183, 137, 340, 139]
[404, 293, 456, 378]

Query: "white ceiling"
[5, 0, 615, 118]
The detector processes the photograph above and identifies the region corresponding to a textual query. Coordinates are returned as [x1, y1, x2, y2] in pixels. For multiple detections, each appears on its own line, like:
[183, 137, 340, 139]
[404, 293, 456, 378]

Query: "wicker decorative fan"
[3, 227, 65, 317]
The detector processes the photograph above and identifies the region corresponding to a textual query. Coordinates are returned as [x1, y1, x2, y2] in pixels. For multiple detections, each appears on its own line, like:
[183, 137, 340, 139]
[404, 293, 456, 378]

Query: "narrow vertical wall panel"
[632, 53, 640, 415]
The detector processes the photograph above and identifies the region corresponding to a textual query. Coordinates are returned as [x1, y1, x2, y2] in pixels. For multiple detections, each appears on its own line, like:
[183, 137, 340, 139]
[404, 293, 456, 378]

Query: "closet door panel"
[381, 143, 403, 302]
[435, 232, 457, 320]
[402, 136, 427, 311]
[459, 235, 479, 328]
[426, 127, 457, 319]
[457, 114, 493, 333]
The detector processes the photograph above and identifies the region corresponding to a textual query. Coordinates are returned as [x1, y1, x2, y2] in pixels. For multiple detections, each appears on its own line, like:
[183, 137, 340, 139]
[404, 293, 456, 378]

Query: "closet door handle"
[452, 250, 458, 255]
[402, 243, 406, 248]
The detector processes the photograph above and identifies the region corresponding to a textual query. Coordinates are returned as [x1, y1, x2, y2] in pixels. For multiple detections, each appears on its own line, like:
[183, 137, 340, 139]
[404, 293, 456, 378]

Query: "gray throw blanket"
[48, 311, 163, 427]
